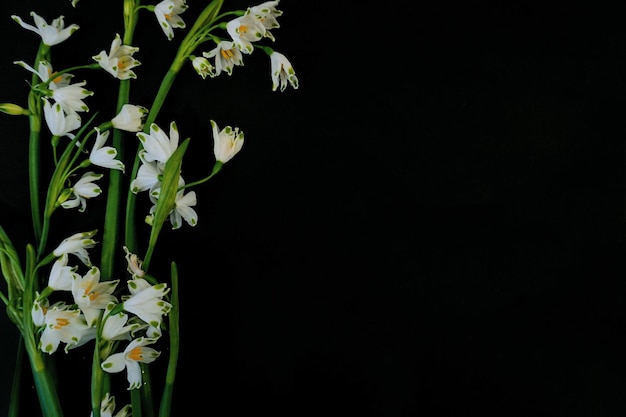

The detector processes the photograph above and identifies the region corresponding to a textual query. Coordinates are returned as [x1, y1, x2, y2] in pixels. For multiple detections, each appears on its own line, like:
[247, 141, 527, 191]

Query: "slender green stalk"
[159, 262, 180, 417]
[27, 43, 50, 242]
[23, 245, 63, 417]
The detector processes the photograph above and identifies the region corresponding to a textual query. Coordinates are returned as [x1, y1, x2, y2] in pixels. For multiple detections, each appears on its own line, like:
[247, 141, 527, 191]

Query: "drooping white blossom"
[52, 230, 97, 267]
[149, 177, 197, 229]
[91, 393, 131, 417]
[154, 0, 188, 40]
[191, 56, 215, 79]
[226, 14, 266, 54]
[123, 246, 145, 279]
[211, 120, 244, 164]
[90, 128, 125, 172]
[93, 34, 141, 80]
[270, 51, 298, 92]
[42, 98, 81, 138]
[202, 41, 244, 76]
[47, 253, 79, 291]
[136, 121, 179, 165]
[102, 304, 141, 341]
[50, 80, 93, 115]
[61, 171, 103, 212]
[130, 159, 162, 195]
[38, 303, 95, 354]
[13, 60, 73, 87]
[122, 278, 172, 327]
[101, 337, 161, 390]
[247, 1, 282, 41]
[72, 266, 119, 326]
[11, 12, 79, 46]
[111, 104, 148, 132]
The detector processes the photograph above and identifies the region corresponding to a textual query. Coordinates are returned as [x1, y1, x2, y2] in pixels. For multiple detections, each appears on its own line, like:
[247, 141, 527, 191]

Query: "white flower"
[61, 171, 103, 212]
[123, 246, 145, 279]
[191, 56, 214, 79]
[270, 51, 298, 92]
[72, 266, 119, 326]
[39, 303, 95, 354]
[202, 41, 244, 76]
[42, 98, 81, 138]
[211, 120, 244, 164]
[13, 60, 73, 87]
[149, 177, 197, 229]
[226, 14, 266, 54]
[154, 0, 188, 40]
[247, 1, 282, 41]
[47, 253, 79, 291]
[93, 34, 141, 80]
[122, 278, 172, 327]
[137, 121, 179, 165]
[130, 159, 162, 195]
[101, 337, 161, 390]
[50, 80, 93, 115]
[11, 12, 79, 46]
[90, 128, 125, 172]
[102, 304, 141, 342]
[91, 393, 131, 417]
[111, 104, 148, 132]
[31, 296, 50, 327]
[52, 230, 97, 267]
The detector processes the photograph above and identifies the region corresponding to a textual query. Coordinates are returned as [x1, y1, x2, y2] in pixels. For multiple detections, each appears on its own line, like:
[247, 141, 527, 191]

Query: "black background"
[1, 1, 626, 416]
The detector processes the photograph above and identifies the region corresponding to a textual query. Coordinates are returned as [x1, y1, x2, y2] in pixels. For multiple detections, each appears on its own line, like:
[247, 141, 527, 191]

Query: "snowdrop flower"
[247, 1, 282, 41]
[226, 14, 266, 54]
[47, 253, 79, 291]
[123, 246, 145, 279]
[90, 128, 125, 172]
[53, 230, 97, 267]
[149, 178, 197, 229]
[130, 158, 162, 195]
[42, 98, 81, 138]
[191, 56, 215, 79]
[13, 60, 73, 87]
[93, 34, 141, 80]
[154, 0, 188, 40]
[39, 303, 95, 354]
[11, 12, 79, 46]
[61, 171, 103, 212]
[122, 278, 172, 327]
[202, 41, 244, 76]
[137, 121, 179, 165]
[101, 337, 160, 390]
[31, 296, 50, 327]
[72, 266, 119, 326]
[111, 104, 148, 132]
[211, 120, 244, 164]
[102, 304, 141, 341]
[50, 80, 93, 115]
[270, 51, 298, 92]
[91, 393, 131, 417]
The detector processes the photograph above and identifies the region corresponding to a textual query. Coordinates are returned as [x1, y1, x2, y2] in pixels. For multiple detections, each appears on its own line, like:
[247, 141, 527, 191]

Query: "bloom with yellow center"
[72, 266, 119, 326]
[101, 337, 161, 390]
[93, 33, 141, 80]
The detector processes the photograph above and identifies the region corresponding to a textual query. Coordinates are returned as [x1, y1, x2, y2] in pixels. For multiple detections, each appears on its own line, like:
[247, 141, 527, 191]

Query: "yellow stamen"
[54, 318, 69, 329]
[128, 346, 143, 361]
[221, 49, 235, 60]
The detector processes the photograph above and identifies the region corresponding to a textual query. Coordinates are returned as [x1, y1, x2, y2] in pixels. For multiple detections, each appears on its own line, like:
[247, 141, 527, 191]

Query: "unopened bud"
[0, 103, 28, 116]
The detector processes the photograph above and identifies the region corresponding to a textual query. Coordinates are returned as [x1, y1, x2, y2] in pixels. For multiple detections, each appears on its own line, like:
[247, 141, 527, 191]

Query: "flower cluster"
[0, 1, 298, 416]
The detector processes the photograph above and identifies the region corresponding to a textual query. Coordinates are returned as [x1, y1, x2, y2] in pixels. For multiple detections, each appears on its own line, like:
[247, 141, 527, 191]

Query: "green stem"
[100, 81, 131, 280]
[23, 245, 63, 417]
[27, 43, 50, 242]
[100, 0, 141, 278]
[159, 262, 180, 417]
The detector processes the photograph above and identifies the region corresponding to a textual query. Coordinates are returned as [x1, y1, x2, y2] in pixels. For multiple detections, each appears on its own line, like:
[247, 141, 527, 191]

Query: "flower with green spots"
[11, 12, 79, 46]
[101, 337, 161, 390]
